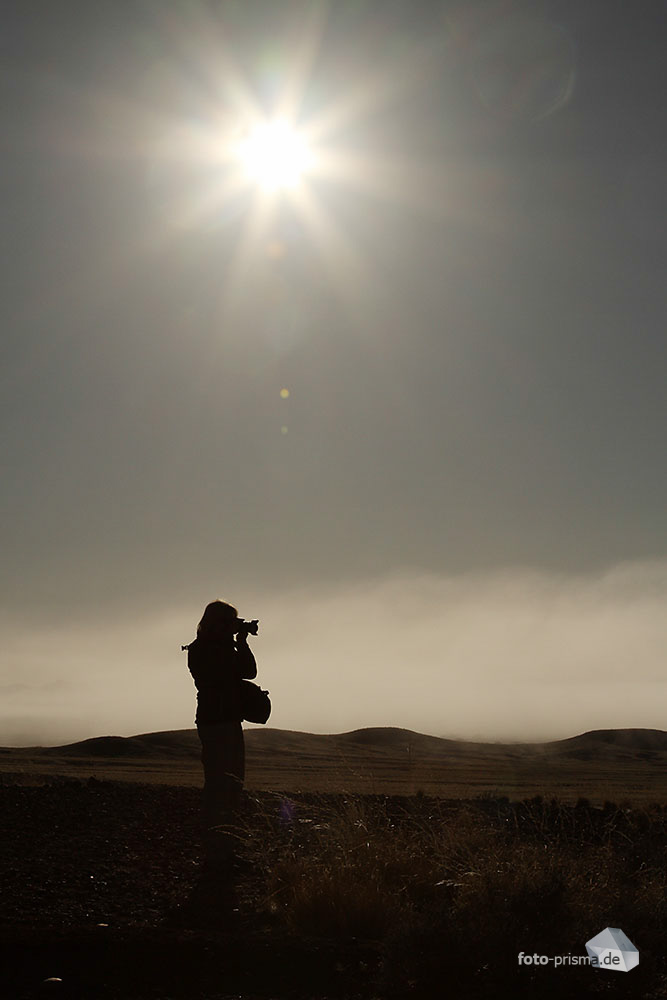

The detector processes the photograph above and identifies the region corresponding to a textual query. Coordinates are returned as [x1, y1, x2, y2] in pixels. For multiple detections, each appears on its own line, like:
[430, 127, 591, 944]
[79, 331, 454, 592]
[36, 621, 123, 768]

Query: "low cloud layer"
[1, 560, 666, 746]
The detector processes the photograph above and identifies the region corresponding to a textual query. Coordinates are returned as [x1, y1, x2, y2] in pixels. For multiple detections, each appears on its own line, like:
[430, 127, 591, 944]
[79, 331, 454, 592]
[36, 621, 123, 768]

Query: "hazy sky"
[2, 1, 666, 745]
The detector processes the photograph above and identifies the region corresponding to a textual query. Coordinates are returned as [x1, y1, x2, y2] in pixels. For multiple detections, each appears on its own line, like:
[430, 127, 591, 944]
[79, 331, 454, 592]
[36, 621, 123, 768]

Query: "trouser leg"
[198, 721, 245, 825]
[198, 722, 246, 873]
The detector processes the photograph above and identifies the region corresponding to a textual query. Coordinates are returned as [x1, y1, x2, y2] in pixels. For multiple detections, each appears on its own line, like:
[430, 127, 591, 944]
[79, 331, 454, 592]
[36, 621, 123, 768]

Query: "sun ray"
[283, 181, 378, 330]
[218, 186, 281, 318]
[272, 0, 330, 123]
[301, 34, 445, 147]
[19, 4, 469, 362]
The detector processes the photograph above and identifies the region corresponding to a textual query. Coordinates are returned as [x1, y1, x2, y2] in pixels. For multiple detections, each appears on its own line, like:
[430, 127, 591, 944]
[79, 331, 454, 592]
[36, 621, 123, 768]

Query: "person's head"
[197, 600, 238, 640]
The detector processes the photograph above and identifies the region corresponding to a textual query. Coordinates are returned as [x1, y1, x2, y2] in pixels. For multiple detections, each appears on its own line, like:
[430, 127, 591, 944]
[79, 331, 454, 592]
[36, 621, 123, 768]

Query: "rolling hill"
[1, 726, 665, 803]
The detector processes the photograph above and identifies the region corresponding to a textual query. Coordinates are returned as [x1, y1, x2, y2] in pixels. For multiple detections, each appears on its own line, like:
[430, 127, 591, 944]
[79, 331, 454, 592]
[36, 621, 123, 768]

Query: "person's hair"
[197, 600, 238, 639]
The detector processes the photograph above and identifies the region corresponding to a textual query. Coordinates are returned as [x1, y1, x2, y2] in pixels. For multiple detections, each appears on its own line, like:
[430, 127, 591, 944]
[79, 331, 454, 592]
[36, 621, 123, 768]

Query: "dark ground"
[0, 778, 384, 1000]
[0, 777, 664, 999]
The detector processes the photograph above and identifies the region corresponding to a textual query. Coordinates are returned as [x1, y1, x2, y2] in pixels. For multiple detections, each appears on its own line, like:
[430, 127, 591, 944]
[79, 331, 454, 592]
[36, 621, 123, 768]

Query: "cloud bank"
[1, 560, 665, 746]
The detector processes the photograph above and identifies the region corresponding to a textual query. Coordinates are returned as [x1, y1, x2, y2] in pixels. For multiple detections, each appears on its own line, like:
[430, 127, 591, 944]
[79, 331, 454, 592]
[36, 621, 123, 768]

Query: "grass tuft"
[230, 791, 667, 995]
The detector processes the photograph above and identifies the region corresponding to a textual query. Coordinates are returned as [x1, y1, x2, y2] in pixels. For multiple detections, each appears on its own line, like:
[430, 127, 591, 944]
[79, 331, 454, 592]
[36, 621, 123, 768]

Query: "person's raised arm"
[235, 633, 257, 679]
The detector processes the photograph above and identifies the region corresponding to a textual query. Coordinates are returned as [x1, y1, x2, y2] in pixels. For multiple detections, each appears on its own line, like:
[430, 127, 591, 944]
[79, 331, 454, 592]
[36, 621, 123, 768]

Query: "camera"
[235, 618, 259, 636]
[180, 617, 259, 650]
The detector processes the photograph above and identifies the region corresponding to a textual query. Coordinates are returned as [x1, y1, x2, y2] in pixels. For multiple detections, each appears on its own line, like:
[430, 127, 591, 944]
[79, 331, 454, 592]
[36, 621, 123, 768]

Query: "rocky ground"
[0, 777, 383, 999]
[1, 776, 664, 999]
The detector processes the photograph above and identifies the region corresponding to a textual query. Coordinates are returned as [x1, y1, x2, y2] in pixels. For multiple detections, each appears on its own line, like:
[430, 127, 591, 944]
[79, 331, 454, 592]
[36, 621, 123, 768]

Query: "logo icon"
[585, 928, 639, 972]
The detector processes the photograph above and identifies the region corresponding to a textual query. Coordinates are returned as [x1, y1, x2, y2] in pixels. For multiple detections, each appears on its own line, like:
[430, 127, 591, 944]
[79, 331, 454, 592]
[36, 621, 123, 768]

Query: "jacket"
[187, 635, 257, 725]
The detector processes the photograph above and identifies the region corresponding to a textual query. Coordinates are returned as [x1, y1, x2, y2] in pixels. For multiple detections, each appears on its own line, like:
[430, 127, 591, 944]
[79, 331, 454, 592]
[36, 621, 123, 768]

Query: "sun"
[237, 119, 312, 190]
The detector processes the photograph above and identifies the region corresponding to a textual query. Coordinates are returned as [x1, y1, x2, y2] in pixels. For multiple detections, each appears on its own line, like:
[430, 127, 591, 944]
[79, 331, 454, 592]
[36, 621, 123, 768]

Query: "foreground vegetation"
[230, 790, 667, 996]
[2, 778, 665, 997]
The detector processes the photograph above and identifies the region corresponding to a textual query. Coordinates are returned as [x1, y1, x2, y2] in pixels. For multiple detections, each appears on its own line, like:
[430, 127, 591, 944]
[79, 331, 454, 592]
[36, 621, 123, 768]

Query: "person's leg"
[219, 720, 245, 812]
[198, 722, 245, 874]
[198, 723, 229, 827]
[198, 722, 246, 818]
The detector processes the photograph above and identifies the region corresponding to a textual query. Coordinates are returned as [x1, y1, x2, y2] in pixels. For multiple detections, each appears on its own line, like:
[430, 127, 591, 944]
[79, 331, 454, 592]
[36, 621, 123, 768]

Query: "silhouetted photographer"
[184, 600, 258, 829]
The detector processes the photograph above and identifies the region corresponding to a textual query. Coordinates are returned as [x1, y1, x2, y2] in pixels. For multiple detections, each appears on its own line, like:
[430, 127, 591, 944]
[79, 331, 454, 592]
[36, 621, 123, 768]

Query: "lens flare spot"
[266, 239, 287, 259]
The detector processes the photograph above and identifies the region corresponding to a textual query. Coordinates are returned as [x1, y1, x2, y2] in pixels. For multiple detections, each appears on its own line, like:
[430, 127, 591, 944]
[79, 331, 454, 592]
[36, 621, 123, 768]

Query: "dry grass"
[226, 791, 667, 996]
[1, 773, 665, 997]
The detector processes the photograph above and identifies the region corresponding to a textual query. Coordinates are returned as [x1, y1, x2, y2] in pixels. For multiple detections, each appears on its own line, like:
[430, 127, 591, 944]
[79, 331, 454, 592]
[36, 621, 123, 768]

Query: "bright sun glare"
[237, 119, 311, 190]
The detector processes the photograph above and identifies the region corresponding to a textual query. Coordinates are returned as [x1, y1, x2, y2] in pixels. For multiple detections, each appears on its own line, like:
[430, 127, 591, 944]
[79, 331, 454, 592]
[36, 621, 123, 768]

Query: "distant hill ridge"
[21, 726, 667, 756]
[555, 729, 667, 752]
